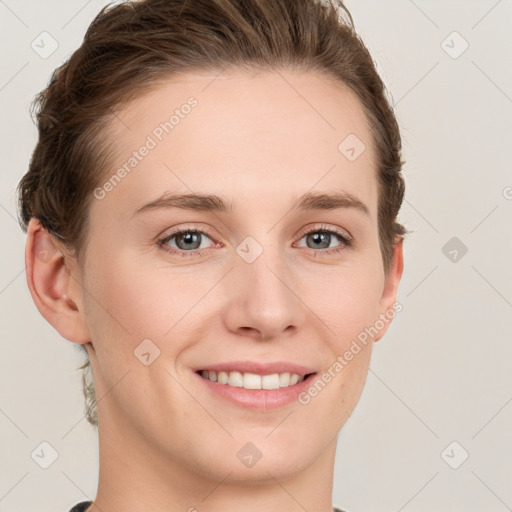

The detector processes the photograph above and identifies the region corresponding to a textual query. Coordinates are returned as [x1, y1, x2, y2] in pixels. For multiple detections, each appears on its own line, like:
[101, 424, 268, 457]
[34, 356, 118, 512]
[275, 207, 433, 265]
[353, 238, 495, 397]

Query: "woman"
[18, 0, 406, 510]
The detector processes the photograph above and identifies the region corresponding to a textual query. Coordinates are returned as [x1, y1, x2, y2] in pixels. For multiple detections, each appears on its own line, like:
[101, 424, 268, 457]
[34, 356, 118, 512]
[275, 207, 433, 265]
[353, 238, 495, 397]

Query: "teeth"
[200, 370, 306, 389]
[244, 372, 262, 389]
[228, 371, 243, 387]
[261, 373, 280, 390]
[279, 372, 290, 387]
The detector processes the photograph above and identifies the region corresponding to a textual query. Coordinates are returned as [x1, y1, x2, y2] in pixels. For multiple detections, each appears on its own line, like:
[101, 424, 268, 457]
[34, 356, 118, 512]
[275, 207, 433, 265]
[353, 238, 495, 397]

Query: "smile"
[193, 361, 318, 410]
[198, 370, 312, 390]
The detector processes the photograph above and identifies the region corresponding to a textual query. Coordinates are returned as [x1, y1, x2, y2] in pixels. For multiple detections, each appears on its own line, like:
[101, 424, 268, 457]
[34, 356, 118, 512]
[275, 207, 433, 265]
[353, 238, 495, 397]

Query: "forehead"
[97, 69, 378, 220]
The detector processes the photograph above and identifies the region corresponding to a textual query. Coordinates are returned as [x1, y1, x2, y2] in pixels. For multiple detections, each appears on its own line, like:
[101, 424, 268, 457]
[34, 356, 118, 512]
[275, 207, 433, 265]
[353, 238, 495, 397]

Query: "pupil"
[180, 232, 200, 249]
[309, 232, 329, 249]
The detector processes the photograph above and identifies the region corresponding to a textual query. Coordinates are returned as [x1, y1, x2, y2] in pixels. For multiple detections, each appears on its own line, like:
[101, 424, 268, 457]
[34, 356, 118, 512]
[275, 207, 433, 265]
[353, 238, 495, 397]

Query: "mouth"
[192, 361, 319, 410]
[195, 369, 317, 390]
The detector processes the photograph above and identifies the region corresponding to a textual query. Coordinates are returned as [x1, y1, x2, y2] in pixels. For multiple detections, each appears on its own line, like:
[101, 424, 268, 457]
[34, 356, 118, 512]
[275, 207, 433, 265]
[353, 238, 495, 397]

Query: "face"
[72, 69, 402, 482]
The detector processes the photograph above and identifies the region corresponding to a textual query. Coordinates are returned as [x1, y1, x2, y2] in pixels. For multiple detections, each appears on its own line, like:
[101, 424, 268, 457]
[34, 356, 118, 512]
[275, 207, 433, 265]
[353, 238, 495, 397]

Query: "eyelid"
[298, 223, 352, 242]
[158, 223, 216, 240]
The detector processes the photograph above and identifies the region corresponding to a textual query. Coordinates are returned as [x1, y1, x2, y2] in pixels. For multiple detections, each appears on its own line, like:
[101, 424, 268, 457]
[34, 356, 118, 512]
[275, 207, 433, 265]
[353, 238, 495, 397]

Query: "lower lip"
[193, 371, 318, 411]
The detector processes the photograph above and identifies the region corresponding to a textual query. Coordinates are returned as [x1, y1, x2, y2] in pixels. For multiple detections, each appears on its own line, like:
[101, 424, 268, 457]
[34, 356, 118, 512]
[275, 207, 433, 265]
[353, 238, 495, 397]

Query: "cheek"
[84, 242, 384, 345]
[83, 259, 151, 339]
[83, 224, 385, 354]
[82, 247, 211, 358]
[306, 262, 384, 345]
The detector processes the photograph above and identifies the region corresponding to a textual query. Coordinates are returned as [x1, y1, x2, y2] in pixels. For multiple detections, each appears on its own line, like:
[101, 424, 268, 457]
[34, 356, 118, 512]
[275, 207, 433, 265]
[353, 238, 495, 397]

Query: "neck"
[87, 404, 338, 512]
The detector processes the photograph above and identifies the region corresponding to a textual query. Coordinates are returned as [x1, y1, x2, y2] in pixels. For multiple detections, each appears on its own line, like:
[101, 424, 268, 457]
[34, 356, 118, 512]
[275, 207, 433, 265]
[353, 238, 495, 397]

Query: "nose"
[221, 248, 306, 341]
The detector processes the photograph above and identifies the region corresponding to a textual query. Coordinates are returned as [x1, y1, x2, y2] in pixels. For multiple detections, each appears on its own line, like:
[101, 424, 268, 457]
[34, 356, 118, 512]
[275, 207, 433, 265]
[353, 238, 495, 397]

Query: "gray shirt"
[69, 501, 347, 511]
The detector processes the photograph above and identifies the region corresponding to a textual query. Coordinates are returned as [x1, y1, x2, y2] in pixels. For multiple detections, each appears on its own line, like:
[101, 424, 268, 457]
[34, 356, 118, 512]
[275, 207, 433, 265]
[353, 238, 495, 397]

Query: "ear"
[373, 237, 404, 342]
[25, 218, 90, 344]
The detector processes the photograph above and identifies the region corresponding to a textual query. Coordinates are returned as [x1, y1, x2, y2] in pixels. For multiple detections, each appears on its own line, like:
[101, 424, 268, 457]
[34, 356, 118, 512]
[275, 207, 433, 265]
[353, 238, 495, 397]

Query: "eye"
[157, 226, 217, 257]
[295, 224, 352, 255]
[157, 223, 353, 258]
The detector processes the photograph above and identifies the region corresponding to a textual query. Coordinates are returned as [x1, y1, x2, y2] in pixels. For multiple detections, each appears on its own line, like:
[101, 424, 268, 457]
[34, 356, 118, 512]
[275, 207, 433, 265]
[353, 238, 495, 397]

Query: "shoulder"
[68, 501, 93, 512]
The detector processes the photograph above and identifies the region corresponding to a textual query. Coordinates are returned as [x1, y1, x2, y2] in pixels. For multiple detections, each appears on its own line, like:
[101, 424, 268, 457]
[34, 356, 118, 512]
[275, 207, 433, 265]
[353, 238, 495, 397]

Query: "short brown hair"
[17, 0, 407, 428]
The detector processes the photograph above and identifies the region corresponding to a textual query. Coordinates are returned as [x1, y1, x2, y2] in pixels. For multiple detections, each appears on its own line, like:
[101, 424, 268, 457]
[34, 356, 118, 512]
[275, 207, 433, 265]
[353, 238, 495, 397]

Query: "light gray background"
[1, 1, 511, 511]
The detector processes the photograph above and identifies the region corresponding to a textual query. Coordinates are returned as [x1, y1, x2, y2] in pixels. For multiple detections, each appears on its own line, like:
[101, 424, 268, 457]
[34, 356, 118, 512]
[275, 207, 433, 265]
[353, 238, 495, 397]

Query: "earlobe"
[373, 238, 404, 342]
[25, 219, 90, 344]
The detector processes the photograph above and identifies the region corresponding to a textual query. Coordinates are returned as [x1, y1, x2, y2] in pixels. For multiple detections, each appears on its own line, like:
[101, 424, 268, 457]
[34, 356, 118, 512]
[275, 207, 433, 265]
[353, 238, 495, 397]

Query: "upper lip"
[194, 361, 317, 376]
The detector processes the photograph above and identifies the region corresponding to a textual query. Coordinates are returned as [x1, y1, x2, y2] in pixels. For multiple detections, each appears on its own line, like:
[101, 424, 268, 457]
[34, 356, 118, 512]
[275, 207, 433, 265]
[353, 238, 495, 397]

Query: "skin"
[26, 68, 403, 512]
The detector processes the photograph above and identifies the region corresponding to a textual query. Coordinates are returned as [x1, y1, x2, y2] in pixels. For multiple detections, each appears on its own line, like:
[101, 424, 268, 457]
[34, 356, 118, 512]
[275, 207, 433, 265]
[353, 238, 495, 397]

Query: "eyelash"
[157, 223, 353, 258]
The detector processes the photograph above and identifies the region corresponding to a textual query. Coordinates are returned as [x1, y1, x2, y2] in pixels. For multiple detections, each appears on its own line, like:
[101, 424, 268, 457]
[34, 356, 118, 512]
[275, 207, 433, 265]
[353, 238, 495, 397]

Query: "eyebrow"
[133, 191, 370, 217]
